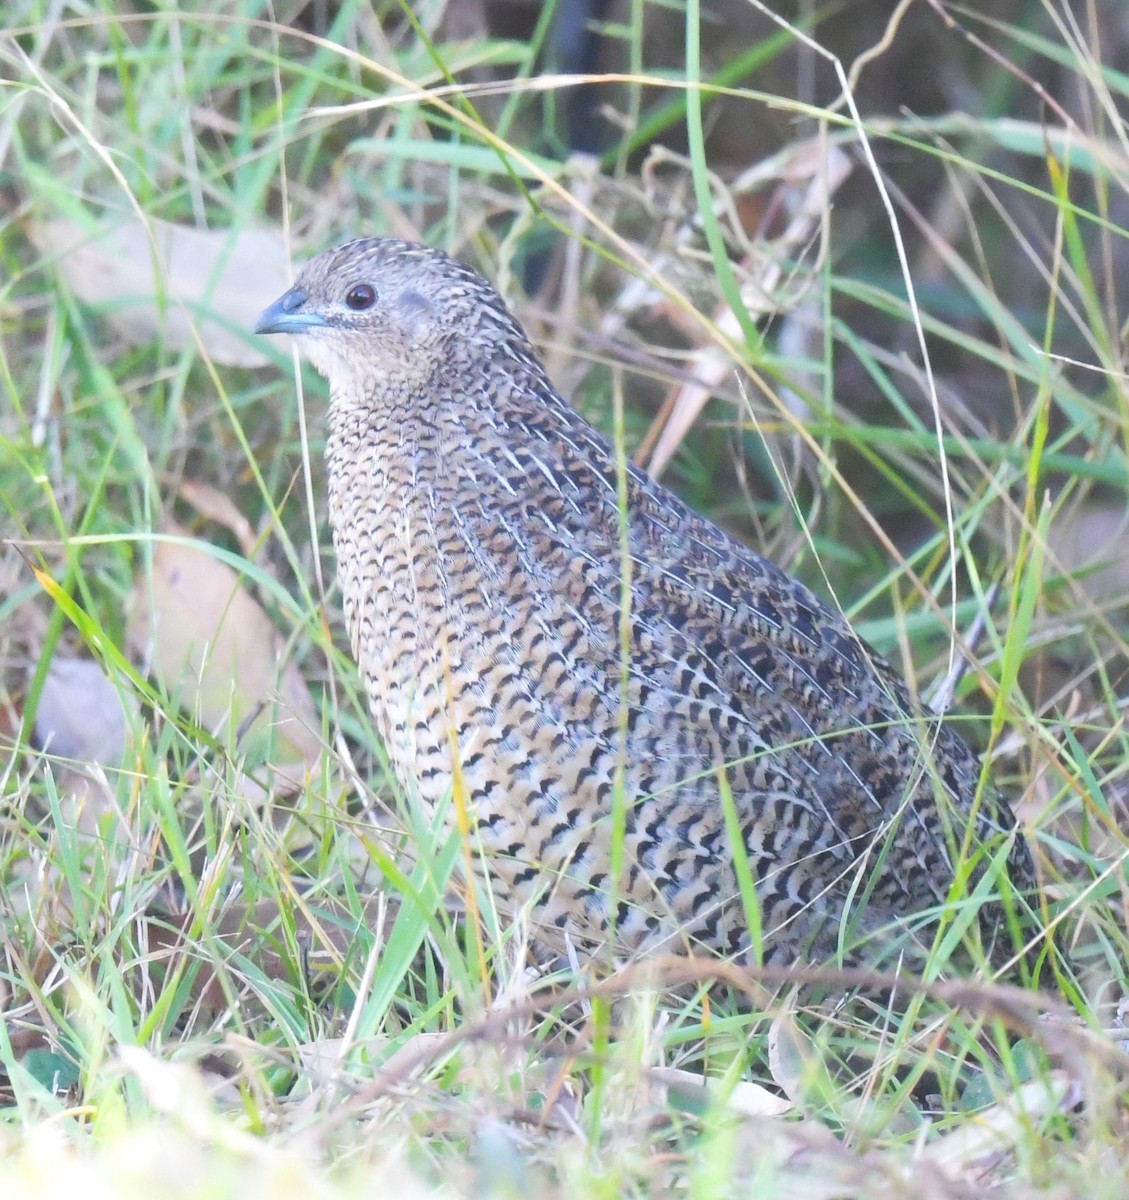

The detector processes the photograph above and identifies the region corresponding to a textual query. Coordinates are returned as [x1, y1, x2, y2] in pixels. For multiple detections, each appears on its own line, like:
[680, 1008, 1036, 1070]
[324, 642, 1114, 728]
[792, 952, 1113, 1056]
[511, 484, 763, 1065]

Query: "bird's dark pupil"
[346, 284, 376, 310]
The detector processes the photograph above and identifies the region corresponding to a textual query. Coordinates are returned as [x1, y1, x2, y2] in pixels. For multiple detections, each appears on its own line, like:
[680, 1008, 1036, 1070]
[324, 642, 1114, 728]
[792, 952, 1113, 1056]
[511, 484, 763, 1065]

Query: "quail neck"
[255, 237, 1034, 969]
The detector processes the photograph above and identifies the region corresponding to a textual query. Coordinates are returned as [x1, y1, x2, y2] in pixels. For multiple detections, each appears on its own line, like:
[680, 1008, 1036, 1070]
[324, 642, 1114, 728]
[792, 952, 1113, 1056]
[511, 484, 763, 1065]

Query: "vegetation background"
[1, 0, 1127, 1195]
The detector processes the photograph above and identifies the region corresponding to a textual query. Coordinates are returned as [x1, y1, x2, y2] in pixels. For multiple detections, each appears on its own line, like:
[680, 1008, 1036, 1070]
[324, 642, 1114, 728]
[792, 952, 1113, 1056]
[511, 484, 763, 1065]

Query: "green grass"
[2, 1, 1128, 1195]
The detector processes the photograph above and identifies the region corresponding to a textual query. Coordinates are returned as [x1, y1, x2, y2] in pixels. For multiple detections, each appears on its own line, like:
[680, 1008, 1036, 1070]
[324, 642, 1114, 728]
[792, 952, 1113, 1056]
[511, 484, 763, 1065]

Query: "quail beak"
[254, 286, 330, 335]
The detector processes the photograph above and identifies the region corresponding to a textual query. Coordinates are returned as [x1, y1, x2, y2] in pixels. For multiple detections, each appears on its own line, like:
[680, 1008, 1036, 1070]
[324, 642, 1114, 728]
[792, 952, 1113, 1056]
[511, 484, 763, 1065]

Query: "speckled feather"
[258, 237, 1034, 967]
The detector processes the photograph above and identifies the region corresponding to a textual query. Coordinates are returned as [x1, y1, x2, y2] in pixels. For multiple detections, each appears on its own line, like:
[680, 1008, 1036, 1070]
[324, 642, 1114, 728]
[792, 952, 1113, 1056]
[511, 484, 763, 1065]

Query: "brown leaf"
[34, 656, 131, 767]
[920, 1071, 1077, 1175]
[32, 216, 291, 367]
[1048, 501, 1129, 601]
[32, 656, 135, 827]
[641, 142, 851, 479]
[651, 1066, 792, 1117]
[128, 529, 321, 793]
[177, 479, 261, 561]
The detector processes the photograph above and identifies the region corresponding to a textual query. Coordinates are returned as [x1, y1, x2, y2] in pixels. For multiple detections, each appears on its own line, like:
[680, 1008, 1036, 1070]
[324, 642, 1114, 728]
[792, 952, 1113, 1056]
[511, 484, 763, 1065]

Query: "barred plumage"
[256, 237, 1034, 968]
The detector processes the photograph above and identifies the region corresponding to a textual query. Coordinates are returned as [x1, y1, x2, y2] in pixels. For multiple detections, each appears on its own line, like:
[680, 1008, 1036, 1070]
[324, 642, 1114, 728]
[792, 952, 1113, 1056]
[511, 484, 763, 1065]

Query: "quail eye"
[345, 283, 377, 311]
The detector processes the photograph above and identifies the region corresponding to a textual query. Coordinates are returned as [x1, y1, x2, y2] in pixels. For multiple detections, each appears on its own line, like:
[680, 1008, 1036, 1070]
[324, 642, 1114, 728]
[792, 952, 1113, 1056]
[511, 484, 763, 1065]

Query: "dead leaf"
[127, 529, 321, 794]
[921, 1071, 1077, 1175]
[1048, 501, 1129, 602]
[32, 216, 291, 367]
[32, 656, 136, 826]
[768, 1007, 923, 1138]
[34, 655, 131, 766]
[177, 479, 261, 560]
[640, 142, 851, 479]
[651, 1065, 793, 1117]
[296, 1031, 449, 1085]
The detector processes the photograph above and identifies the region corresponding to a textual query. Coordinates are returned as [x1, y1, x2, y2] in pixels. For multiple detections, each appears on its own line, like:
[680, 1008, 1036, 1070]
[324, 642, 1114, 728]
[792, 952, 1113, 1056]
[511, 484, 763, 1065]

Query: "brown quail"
[255, 237, 1035, 970]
